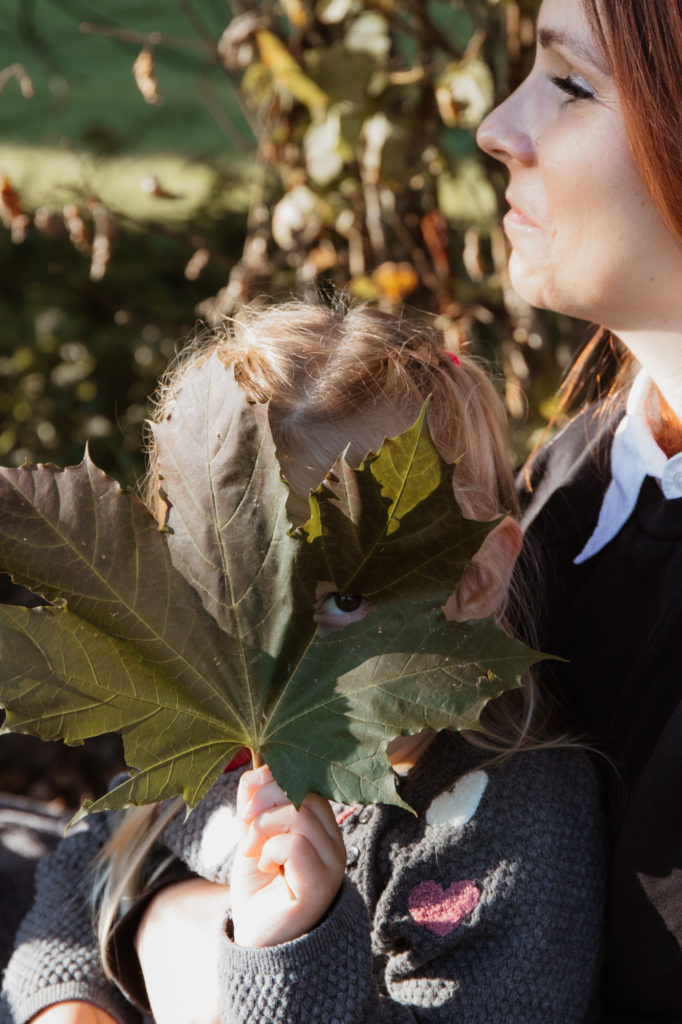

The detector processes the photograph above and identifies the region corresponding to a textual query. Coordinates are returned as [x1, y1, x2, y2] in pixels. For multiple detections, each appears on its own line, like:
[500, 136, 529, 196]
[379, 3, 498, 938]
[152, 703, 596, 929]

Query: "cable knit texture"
[0, 812, 136, 1024]
[0, 795, 67, 973]
[0, 767, 245, 1024]
[1, 736, 605, 1023]
[219, 736, 606, 1023]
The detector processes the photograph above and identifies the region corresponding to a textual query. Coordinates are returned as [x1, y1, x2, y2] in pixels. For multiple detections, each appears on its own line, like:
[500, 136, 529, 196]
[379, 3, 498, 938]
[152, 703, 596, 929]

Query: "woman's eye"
[550, 73, 595, 101]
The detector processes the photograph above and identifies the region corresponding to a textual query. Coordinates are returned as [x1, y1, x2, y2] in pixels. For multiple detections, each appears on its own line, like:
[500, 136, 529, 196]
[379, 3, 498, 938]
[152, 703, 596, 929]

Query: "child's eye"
[314, 590, 371, 635]
[321, 593, 365, 615]
[550, 73, 595, 101]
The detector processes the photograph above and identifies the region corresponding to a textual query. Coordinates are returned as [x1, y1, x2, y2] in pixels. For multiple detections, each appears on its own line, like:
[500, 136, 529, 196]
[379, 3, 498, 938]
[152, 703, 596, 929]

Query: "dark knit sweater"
[0, 795, 67, 975]
[517, 402, 682, 1021]
[1, 733, 605, 1023]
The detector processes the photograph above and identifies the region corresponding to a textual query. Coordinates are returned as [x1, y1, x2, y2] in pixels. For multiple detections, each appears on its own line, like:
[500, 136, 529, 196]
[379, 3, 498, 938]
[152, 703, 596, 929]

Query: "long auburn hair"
[558, 1, 682, 418]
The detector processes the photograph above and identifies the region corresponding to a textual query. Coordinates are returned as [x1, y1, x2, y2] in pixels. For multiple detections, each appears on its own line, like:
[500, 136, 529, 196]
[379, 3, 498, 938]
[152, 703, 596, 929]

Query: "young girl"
[1, 301, 604, 1024]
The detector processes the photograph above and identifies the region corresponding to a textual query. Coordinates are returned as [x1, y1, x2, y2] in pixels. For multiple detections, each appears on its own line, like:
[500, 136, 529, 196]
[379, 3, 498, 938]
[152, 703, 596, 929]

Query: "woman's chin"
[507, 252, 606, 322]
[507, 255, 554, 312]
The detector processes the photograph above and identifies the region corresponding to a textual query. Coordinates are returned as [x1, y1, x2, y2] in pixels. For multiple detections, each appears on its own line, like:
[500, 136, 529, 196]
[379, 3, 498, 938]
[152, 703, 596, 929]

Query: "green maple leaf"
[0, 353, 542, 816]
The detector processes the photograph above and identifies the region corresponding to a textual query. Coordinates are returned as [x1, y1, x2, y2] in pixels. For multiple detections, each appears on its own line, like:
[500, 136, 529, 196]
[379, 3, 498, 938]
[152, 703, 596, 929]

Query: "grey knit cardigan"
[1, 733, 605, 1023]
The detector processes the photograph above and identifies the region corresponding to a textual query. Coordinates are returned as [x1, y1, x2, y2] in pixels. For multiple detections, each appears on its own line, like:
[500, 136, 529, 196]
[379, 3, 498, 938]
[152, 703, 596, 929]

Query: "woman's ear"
[444, 517, 523, 622]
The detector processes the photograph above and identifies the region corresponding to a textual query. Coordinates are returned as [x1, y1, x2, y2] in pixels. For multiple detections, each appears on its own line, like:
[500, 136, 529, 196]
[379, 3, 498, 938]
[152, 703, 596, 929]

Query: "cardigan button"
[358, 808, 372, 824]
[346, 845, 360, 866]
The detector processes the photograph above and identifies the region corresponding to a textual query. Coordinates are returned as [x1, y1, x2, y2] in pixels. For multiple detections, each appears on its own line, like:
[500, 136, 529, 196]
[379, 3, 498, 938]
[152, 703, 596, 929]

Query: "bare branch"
[197, 80, 256, 151]
[79, 21, 210, 54]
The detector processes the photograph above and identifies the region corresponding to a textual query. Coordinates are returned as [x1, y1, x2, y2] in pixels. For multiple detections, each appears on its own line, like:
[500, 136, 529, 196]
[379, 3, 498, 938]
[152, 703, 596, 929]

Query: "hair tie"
[445, 351, 461, 367]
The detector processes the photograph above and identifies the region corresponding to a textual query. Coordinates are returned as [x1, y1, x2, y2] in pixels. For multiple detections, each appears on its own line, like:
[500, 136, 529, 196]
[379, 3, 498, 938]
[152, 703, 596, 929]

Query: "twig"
[198, 80, 256, 151]
[79, 21, 211, 54]
[177, 0, 220, 55]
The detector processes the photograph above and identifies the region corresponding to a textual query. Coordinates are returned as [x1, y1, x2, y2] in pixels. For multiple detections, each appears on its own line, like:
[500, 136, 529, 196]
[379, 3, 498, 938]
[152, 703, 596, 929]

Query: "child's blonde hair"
[148, 300, 518, 598]
[93, 298, 559, 974]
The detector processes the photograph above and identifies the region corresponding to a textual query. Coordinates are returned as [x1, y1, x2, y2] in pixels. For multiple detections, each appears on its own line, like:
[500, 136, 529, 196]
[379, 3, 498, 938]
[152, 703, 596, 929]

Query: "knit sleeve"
[218, 880, 414, 1024]
[217, 747, 605, 1024]
[0, 814, 141, 1024]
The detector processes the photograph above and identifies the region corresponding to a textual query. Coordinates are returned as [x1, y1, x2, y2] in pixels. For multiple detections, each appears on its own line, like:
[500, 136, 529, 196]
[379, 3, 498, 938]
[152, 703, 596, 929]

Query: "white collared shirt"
[574, 369, 682, 564]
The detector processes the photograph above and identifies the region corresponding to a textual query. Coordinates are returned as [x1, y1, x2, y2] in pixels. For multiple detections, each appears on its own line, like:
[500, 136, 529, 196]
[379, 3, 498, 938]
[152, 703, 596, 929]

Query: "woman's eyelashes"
[314, 591, 371, 634]
[549, 73, 596, 101]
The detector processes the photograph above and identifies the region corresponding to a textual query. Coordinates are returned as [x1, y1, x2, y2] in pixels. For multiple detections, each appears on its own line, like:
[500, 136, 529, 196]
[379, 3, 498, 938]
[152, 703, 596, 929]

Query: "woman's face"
[476, 0, 682, 332]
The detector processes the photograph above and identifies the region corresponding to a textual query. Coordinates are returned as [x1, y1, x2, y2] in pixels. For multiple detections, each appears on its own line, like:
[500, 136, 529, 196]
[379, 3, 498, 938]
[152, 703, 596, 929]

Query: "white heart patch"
[425, 770, 488, 828]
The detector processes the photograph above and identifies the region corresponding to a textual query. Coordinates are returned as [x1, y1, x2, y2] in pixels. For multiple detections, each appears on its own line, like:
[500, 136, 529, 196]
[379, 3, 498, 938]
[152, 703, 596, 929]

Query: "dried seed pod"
[88, 200, 116, 282]
[185, 248, 211, 281]
[217, 13, 263, 70]
[133, 47, 163, 105]
[63, 204, 92, 255]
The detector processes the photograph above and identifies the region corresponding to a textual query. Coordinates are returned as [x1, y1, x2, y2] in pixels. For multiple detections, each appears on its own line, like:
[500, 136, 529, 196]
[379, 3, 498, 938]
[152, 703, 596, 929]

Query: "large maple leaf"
[0, 353, 542, 815]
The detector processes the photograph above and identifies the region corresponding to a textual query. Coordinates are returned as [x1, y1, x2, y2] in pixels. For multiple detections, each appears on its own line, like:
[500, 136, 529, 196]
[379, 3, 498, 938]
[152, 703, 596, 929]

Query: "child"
[1, 301, 605, 1024]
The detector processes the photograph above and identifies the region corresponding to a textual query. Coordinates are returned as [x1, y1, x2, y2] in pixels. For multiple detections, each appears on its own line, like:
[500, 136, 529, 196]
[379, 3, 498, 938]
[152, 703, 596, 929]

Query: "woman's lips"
[504, 198, 538, 228]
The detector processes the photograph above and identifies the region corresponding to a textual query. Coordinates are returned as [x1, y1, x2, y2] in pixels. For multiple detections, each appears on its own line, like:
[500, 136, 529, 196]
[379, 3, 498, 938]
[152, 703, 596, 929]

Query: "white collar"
[574, 369, 682, 564]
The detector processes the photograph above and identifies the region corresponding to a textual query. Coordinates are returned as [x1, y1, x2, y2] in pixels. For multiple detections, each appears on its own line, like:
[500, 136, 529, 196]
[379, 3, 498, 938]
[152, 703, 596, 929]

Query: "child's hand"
[230, 765, 346, 948]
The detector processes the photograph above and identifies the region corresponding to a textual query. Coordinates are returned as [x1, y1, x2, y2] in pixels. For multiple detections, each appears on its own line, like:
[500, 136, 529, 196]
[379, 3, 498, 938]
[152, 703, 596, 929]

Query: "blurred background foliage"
[0, 0, 587, 488]
[0, 0, 589, 803]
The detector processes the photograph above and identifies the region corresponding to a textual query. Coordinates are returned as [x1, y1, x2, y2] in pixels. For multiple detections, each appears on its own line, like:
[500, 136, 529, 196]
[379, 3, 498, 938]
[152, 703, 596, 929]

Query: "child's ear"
[444, 517, 523, 622]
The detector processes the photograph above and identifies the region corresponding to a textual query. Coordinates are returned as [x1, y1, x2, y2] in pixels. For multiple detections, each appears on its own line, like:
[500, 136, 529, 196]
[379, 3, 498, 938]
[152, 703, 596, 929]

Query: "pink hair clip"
[445, 351, 461, 367]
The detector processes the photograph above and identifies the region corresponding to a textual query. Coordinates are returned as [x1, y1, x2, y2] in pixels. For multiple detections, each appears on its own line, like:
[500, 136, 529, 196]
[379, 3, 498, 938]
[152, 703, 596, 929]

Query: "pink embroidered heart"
[407, 880, 480, 936]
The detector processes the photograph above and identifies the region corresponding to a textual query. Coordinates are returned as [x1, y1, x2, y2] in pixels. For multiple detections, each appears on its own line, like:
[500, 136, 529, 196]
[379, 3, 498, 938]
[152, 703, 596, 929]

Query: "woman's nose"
[476, 91, 535, 167]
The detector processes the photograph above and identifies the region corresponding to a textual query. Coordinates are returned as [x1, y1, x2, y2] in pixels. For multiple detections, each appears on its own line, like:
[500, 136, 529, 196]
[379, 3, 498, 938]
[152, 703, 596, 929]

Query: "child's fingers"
[298, 792, 345, 847]
[236, 767, 345, 864]
[243, 802, 344, 872]
[237, 765, 284, 820]
[231, 828, 345, 946]
[237, 768, 341, 844]
[257, 831, 337, 891]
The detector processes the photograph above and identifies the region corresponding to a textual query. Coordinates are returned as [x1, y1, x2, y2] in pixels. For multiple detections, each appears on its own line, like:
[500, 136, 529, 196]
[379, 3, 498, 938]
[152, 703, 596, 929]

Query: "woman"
[477, 0, 682, 1020]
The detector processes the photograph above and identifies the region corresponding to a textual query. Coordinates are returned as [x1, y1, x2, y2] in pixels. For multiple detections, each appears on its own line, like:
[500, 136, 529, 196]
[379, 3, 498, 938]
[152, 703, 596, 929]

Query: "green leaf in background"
[0, 354, 543, 815]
